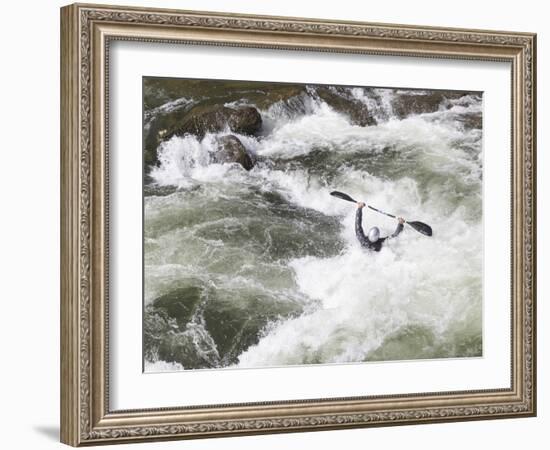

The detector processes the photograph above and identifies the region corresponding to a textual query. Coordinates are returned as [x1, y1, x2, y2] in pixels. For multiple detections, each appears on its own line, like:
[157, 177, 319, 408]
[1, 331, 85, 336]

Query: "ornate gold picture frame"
[60, 3, 536, 446]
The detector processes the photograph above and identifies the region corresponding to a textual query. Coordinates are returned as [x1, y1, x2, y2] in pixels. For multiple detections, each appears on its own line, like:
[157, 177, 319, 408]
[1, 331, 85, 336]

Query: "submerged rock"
[201, 293, 301, 365]
[151, 287, 203, 327]
[144, 285, 303, 368]
[212, 135, 254, 171]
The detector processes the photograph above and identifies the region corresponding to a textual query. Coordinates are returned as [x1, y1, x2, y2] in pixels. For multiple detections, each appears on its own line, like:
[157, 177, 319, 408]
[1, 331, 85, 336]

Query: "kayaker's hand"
[357, 202, 366, 209]
[398, 217, 405, 225]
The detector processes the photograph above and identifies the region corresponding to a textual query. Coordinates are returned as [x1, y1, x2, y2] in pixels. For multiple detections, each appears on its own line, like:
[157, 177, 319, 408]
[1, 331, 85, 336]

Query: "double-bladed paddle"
[330, 190, 433, 237]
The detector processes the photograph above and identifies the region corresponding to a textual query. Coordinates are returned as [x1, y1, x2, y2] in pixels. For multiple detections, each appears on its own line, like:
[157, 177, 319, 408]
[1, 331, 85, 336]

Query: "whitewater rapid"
[144, 84, 483, 370]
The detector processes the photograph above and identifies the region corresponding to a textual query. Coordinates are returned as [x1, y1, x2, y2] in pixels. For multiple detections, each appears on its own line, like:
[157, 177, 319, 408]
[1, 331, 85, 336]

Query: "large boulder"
[211, 135, 254, 171]
[172, 104, 262, 139]
[144, 104, 263, 170]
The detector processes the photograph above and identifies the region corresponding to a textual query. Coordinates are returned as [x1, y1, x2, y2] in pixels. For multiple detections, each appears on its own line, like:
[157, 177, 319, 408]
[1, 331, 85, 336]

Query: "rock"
[315, 86, 376, 126]
[212, 135, 254, 170]
[144, 104, 262, 170]
[390, 91, 467, 119]
[145, 285, 303, 368]
[172, 104, 262, 139]
[144, 145, 158, 171]
[226, 106, 263, 135]
[144, 107, 193, 170]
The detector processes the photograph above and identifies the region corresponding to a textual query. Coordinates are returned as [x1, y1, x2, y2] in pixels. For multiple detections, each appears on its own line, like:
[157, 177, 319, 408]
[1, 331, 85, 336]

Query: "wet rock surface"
[171, 104, 262, 139]
[390, 91, 469, 119]
[316, 86, 376, 126]
[211, 135, 255, 171]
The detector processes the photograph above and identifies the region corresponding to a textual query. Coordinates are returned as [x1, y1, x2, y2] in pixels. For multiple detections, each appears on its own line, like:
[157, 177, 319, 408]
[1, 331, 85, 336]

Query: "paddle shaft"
[368, 205, 397, 220]
[329, 191, 399, 220]
[330, 191, 396, 219]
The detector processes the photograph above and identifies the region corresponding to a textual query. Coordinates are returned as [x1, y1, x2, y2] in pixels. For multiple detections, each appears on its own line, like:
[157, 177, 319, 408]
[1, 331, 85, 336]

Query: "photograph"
[142, 77, 484, 372]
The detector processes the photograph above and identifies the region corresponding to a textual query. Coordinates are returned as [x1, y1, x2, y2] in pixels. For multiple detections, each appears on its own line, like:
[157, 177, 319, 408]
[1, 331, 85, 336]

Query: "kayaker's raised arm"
[355, 202, 370, 247]
[386, 217, 405, 240]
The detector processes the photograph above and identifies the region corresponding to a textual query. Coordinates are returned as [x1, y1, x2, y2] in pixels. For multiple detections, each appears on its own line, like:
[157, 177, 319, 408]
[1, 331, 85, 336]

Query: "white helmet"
[368, 227, 380, 242]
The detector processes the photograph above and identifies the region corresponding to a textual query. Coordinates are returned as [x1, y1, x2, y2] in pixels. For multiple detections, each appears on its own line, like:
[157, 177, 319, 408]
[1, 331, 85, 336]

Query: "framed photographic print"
[60, 3, 537, 446]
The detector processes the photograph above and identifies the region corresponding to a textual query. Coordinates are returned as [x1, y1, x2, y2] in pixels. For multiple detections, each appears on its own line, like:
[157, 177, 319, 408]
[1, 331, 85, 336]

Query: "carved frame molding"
[61, 3, 536, 446]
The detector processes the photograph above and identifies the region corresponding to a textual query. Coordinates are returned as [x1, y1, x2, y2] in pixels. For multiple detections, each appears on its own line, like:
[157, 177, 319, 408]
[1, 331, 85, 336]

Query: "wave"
[238, 213, 482, 366]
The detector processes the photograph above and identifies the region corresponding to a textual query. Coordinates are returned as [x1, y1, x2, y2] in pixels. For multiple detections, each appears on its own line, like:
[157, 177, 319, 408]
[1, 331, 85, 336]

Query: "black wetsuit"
[355, 208, 404, 252]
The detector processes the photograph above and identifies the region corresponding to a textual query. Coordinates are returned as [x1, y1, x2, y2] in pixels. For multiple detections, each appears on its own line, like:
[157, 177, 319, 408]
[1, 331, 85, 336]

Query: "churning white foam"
[150, 92, 480, 188]
[145, 359, 185, 372]
[237, 209, 482, 366]
[349, 87, 396, 122]
[149, 133, 240, 188]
